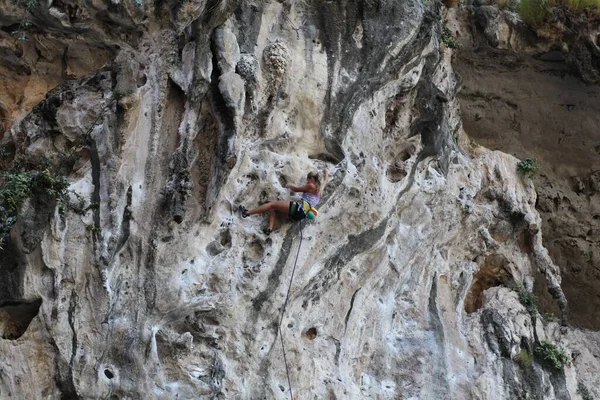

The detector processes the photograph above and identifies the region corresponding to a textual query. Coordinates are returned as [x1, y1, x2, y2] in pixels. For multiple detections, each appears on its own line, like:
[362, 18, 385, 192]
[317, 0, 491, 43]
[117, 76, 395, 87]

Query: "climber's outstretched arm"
[320, 169, 328, 195]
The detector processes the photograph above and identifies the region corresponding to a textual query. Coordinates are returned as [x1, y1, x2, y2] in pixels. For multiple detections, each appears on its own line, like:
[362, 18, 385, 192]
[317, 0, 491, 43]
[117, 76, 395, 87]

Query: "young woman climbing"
[239, 169, 328, 235]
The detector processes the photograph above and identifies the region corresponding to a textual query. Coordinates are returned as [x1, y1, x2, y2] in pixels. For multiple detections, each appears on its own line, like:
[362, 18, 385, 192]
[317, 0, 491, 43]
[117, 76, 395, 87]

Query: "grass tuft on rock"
[516, 349, 533, 369]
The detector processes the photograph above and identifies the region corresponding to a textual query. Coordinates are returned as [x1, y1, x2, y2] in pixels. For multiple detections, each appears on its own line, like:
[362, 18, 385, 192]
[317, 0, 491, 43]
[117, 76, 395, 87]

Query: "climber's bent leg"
[246, 200, 290, 216]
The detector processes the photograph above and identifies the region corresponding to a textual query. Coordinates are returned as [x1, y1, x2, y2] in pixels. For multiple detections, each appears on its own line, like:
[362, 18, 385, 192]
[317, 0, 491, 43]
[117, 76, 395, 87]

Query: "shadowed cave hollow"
[0, 299, 42, 340]
[465, 254, 513, 314]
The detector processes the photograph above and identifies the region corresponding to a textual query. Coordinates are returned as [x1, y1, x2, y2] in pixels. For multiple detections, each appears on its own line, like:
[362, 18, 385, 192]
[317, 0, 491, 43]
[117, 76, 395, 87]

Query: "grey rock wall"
[0, 1, 598, 399]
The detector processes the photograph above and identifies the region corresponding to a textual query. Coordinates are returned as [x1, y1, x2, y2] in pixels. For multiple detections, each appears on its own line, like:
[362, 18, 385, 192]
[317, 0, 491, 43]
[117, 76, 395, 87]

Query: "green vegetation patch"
[534, 341, 570, 371]
[515, 284, 538, 316]
[517, 158, 540, 179]
[442, 24, 459, 49]
[518, 0, 600, 28]
[518, 0, 553, 27]
[0, 151, 84, 249]
[516, 349, 533, 369]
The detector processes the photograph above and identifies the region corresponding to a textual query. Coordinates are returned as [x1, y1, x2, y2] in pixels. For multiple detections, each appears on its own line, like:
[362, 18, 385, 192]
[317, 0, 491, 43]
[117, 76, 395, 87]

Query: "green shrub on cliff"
[0, 151, 74, 249]
[0, 169, 70, 242]
[515, 283, 538, 316]
[534, 341, 570, 370]
[517, 158, 540, 178]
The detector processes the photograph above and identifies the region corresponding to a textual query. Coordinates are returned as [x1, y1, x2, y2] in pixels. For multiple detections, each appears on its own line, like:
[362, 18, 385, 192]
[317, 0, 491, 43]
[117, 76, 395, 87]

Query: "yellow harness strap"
[301, 200, 318, 217]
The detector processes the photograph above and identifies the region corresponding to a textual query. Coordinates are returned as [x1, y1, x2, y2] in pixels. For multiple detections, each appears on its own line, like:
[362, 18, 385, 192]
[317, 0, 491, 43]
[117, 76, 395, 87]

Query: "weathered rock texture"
[0, 0, 599, 399]
[451, 4, 600, 331]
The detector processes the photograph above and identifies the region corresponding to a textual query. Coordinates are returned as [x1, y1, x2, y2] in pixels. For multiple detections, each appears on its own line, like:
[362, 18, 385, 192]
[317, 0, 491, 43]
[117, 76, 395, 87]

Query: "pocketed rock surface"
[0, 1, 599, 399]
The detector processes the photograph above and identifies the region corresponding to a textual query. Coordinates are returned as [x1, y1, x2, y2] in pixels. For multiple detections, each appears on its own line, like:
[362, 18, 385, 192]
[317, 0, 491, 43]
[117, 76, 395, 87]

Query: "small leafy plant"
[517, 158, 540, 179]
[441, 24, 459, 49]
[534, 341, 570, 371]
[0, 151, 84, 249]
[516, 349, 533, 369]
[515, 284, 538, 316]
[12, 0, 38, 41]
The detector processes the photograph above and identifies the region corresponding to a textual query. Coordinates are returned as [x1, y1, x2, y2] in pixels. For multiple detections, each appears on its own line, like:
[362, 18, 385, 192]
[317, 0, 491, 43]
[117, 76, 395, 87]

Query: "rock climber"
[239, 169, 328, 235]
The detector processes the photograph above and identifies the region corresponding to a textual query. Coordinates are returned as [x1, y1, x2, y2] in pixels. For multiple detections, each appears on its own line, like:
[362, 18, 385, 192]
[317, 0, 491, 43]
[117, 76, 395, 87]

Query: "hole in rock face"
[464, 254, 513, 313]
[137, 72, 147, 87]
[386, 164, 406, 183]
[220, 229, 232, 247]
[0, 299, 42, 340]
[206, 229, 232, 256]
[244, 240, 264, 262]
[517, 228, 535, 253]
[399, 149, 413, 162]
[303, 327, 318, 340]
[278, 174, 288, 188]
[104, 369, 114, 379]
[308, 152, 342, 165]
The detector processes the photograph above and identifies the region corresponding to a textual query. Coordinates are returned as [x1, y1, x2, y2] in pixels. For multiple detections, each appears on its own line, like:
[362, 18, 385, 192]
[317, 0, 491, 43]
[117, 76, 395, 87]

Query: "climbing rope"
[278, 222, 305, 400]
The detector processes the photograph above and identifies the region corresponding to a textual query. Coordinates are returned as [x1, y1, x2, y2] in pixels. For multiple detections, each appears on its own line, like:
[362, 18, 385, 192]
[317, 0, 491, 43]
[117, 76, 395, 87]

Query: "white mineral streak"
[0, 1, 599, 399]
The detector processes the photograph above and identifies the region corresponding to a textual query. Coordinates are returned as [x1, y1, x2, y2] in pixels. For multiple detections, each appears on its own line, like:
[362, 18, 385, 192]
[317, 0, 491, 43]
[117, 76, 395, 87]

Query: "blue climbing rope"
[278, 222, 305, 400]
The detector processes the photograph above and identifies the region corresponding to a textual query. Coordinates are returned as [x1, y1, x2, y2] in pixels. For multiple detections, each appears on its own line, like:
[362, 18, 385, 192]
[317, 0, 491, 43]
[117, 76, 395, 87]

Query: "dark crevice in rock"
[313, 1, 440, 162]
[67, 289, 78, 391]
[112, 185, 132, 260]
[251, 226, 297, 314]
[163, 79, 190, 224]
[0, 298, 41, 339]
[234, 2, 264, 54]
[183, 40, 237, 222]
[144, 236, 158, 313]
[399, 59, 456, 197]
[501, 358, 546, 400]
[0, 240, 25, 300]
[547, 368, 570, 400]
[209, 351, 225, 397]
[301, 219, 388, 309]
[428, 275, 450, 396]
[88, 135, 102, 236]
[48, 336, 78, 400]
[343, 288, 360, 334]
[481, 308, 511, 358]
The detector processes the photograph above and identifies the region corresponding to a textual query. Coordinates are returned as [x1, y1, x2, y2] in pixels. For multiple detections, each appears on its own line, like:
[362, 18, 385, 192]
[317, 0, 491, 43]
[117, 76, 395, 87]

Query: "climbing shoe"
[239, 205, 249, 218]
[262, 227, 272, 236]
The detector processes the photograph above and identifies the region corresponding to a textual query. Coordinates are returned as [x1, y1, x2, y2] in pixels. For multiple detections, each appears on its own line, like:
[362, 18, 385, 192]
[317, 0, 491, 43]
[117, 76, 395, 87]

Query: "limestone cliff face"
[0, 1, 598, 399]
[450, 4, 600, 333]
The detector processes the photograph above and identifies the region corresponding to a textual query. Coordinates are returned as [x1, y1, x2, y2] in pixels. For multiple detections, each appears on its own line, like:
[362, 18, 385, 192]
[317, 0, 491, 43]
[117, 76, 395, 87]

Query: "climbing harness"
[289, 200, 319, 222]
[278, 222, 305, 400]
[301, 199, 319, 220]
